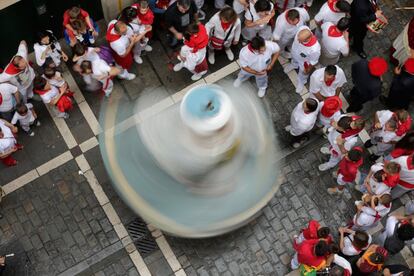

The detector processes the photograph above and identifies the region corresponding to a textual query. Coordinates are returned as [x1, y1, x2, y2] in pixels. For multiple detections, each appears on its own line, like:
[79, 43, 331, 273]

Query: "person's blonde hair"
[69, 7, 81, 19]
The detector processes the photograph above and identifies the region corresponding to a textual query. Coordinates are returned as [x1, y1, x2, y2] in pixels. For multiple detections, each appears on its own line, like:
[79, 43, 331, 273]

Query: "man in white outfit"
[320, 17, 350, 66]
[272, 8, 309, 58]
[242, 0, 275, 41]
[234, 36, 280, 97]
[391, 154, 414, 199]
[0, 41, 35, 103]
[309, 65, 346, 101]
[314, 0, 351, 26]
[284, 26, 321, 94]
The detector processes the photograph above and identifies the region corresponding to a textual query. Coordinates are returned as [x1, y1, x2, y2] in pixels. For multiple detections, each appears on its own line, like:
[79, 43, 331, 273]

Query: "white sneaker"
[119, 73, 136, 80]
[198, 10, 206, 20]
[233, 78, 242, 87]
[225, 48, 234, 61]
[283, 63, 295, 74]
[173, 62, 184, 72]
[257, 88, 266, 98]
[285, 125, 291, 132]
[296, 82, 305, 94]
[318, 163, 331, 171]
[320, 147, 330, 155]
[144, 45, 152, 52]
[327, 187, 343, 195]
[134, 56, 143, 64]
[191, 70, 207, 81]
[36, 121, 41, 127]
[208, 51, 215, 64]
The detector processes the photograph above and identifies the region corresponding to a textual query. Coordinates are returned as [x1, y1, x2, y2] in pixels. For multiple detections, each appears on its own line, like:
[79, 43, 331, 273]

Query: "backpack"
[384, 223, 405, 254]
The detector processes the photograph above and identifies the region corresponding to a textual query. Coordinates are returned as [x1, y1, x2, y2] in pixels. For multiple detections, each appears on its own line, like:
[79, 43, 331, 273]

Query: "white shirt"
[333, 254, 352, 274]
[318, 101, 341, 127]
[368, 163, 391, 195]
[43, 71, 66, 88]
[0, 83, 18, 112]
[327, 126, 358, 156]
[39, 86, 59, 104]
[239, 41, 280, 72]
[11, 103, 35, 126]
[245, 1, 274, 27]
[309, 66, 346, 98]
[374, 110, 398, 143]
[33, 41, 63, 67]
[321, 22, 349, 58]
[205, 13, 242, 44]
[342, 233, 372, 256]
[108, 19, 134, 56]
[0, 120, 16, 154]
[315, 2, 347, 25]
[393, 156, 414, 186]
[291, 26, 321, 70]
[290, 100, 319, 136]
[273, 8, 309, 43]
[92, 59, 111, 79]
[76, 47, 101, 65]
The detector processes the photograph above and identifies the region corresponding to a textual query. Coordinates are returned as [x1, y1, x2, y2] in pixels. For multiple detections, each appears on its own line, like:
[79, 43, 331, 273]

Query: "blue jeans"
[64, 18, 99, 46]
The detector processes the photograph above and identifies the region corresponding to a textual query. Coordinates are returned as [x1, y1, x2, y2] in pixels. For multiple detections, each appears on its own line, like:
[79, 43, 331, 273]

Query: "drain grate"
[127, 218, 158, 257]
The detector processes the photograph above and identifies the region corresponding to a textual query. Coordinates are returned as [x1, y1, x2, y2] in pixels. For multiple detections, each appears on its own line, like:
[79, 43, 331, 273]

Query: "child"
[0, 119, 23, 166]
[327, 147, 363, 195]
[34, 30, 69, 68]
[352, 193, 392, 231]
[43, 67, 66, 88]
[33, 76, 73, 119]
[234, 36, 280, 97]
[317, 96, 342, 131]
[11, 103, 40, 136]
[242, 0, 275, 41]
[205, 7, 241, 64]
[63, 6, 98, 46]
[285, 98, 319, 148]
[80, 60, 121, 97]
[294, 220, 332, 244]
[355, 161, 401, 195]
[319, 115, 365, 171]
[366, 110, 401, 161]
[173, 23, 209, 81]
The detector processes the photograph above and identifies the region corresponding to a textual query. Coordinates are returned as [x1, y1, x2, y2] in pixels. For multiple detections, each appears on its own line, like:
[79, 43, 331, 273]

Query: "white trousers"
[236, 69, 268, 90]
[290, 59, 310, 86]
[242, 25, 272, 41]
[180, 46, 206, 72]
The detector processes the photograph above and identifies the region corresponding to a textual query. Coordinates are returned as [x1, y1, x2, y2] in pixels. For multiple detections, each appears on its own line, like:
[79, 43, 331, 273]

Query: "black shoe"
[357, 51, 367, 59]
[364, 139, 373, 148]
[369, 154, 380, 162]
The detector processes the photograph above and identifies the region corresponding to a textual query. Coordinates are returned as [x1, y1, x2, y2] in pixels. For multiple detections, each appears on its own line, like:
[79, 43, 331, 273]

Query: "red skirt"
[112, 50, 133, 70]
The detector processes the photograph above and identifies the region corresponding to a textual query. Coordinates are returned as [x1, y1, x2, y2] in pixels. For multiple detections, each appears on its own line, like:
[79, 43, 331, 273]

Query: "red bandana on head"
[328, 25, 343, 37]
[303, 35, 317, 47]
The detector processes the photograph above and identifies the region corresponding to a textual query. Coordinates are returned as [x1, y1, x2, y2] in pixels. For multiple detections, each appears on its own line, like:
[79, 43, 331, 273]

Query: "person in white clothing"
[378, 215, 414, 254]
[80, 60, 121, 97]
[233, 36, 280, 97]
[285, 98, 319, 148]
[328, 255, 352, 276]
[314, 0, 351, 26]
[0, 119, 22, 167]
[206, 7, 241, 64]
[241, 0, 275, 41]
[317, 96, 342, 130]
[309, 65, 346, 101]
[233, 0, 248, 19]
[339, 227, 372, 257]
[43, 67, 67, 88]
[272, 8, 309, 58]
[319, 115, 365, 171]
[0, 83, 21, 121]
[11, 103, 40, 136]
[355, 162, 401, 195]
[284, 26, 321, 94]
[391, 154, 414, 199]
[34, 30, 69, 68]
[365, 110, 401, 159]
[320, 17, 350, 66]
[352, 194, 392, 231]
[0, 41, 35, 103]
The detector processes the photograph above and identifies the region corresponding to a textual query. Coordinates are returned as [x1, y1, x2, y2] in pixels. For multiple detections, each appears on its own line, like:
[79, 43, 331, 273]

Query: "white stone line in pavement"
[204, 61, 240, 84]
[171, 79, 206, 103]
[2, 169, 39, 195]
[45, 105, 78, 149]
[36, 150, 73, 176]
[79, 136, 99, 153]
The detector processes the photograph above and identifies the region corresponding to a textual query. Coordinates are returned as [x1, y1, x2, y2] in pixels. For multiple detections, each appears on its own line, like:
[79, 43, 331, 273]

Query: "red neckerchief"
[328, 25, 343, 37]
[325, 76, 336, 86]
[106, 23, 122, 43]
[328, 0, 339, 12]
[247, 43, 257, 54]
[303, 35, 317, 47]
[393, 113, 412, 136]
[408, 155, 414, 170]
[4, 62, 22, 75]
[221, 20, 231, 31]
[341, 116, 363, 138]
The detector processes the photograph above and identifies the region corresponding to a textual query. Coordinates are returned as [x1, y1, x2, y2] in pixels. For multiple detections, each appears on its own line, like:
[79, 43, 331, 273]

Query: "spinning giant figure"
[100, 84, 280, 237]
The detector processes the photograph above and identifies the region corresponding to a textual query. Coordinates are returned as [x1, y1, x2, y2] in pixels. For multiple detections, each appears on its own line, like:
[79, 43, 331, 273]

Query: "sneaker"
[89, 36, 95, 45]
[63, 113, 70, 119]
[225, 48, 234, 61]
[134, 56, 143, 64]
[285, 125, 292, 132]
[27, 129, 35, 137]
[144, 45, 153, 52]
[320, 147, 330, 155]
[257, 88, 266, 98]
[197, 10, 206, 20]
[208, 50, 215, 64]
[332, 170, 338, 178]
[241, 39, 248, 46]
[36, 121, 41, 127]
[173, 62, 184, 72]
[283, 63, 295, 74]
[118, 73, 136, 80]
[296, 82, 305, 94]
[318, 162, 331, 171]
[233, 78, 242, 87]
[292, 136, 308, 148]
[327, 187, 343, 195]
[191, 70, 207, 81]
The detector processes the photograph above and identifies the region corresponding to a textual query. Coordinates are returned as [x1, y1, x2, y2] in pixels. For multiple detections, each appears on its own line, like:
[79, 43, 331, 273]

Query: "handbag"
[210, 24, 235, 50]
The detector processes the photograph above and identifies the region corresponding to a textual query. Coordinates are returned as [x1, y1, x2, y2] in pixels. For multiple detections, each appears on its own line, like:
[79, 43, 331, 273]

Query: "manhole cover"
[127, 218, 158, 257]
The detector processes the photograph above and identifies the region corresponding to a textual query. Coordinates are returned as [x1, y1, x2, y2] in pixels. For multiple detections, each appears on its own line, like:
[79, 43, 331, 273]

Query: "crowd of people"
[0, 0, 413, 274]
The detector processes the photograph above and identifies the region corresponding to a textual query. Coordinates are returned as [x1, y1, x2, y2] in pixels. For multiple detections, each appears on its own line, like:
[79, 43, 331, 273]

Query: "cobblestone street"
[0, 0, 413, 275]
